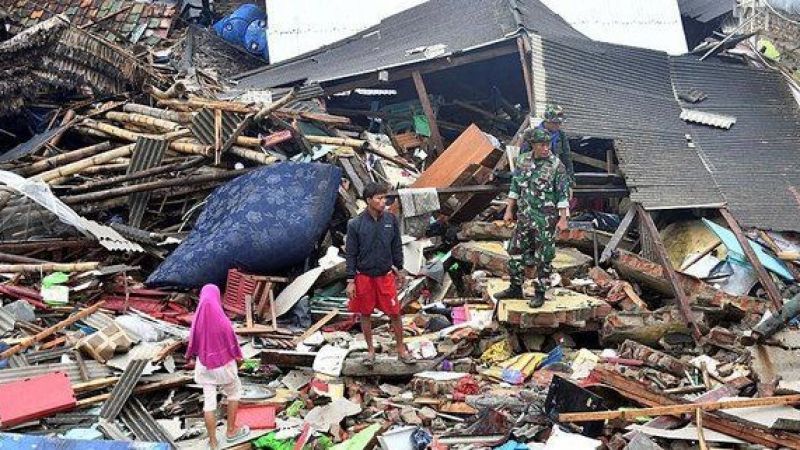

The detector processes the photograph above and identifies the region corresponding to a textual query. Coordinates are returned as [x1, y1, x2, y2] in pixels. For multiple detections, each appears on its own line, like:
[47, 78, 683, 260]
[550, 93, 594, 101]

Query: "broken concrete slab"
[749, 344, 800, 391]
[452, 241, 593, 278]
[457, 221, 514, 241]
[611, 250, 765, 314]
[490, 280, 612, 330]
[600, 307, 701, 347]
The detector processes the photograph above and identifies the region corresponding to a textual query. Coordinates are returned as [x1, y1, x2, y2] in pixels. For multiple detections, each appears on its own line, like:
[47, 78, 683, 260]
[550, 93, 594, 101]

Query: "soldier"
[522, 105, 574, 182]
[495, 128, 570, 307]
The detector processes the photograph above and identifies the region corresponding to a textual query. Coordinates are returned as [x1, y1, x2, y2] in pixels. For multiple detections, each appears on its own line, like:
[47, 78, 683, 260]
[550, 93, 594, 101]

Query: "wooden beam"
[517, 36, 534, 111]
[571, 153, 613, 171]
[0, 262, 100, 273]
[411, 70, 445, 152]
[720, 208, 783, 310]
[292, 309, 339, 345]
[636, 204, 702, 340]
[595, 367, 800, 448]
[0, 301, 105, 359]
[600, 208, 636, 264]
[558, 394, 800, 422]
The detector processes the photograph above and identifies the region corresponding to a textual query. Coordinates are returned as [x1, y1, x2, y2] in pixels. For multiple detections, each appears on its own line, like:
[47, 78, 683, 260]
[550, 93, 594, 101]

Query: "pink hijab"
[185, 284, 242, 369]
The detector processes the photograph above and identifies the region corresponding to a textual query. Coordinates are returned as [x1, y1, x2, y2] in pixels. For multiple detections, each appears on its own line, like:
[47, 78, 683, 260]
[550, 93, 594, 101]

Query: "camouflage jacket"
[521, 125, 574, 180]
[508, 153, 570, 225]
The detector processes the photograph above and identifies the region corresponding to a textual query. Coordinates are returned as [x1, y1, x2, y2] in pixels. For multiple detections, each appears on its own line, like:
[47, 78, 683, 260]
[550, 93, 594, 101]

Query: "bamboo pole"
[157, 96, 257, 114]
[106, 111, 182, 132]
[305, 135, 366, 148]
[69, 156, 205, 193]
[0, 300, 106, 359]
[145, 82, 186, 100]
[254, 90, 296, 121]
[81, 119, 209, 156]
[123, 103, 194, 124]
[73, 377, 121, 393]
[35, 144, 135, 182]
[558, 394, 800, 422]
[49, 109, 76, 149]
[235, 135, 261, 147]
[229, 146, 278, 165]
[16, 141, 113, 177]
[76, 375, 192, 408]
[61, 170, 251, 204]
[0, 262, 100, 273]
[304, 135, 419, 172]
[0, 251, 52, 264]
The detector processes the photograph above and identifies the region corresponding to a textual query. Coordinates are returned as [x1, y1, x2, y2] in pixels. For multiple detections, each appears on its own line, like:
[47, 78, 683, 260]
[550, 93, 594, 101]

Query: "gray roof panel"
[234, 0, 586, 89]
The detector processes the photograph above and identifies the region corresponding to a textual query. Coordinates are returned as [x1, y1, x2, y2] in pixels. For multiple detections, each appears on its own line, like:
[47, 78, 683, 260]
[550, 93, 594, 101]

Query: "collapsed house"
[0, 0, 799, 449]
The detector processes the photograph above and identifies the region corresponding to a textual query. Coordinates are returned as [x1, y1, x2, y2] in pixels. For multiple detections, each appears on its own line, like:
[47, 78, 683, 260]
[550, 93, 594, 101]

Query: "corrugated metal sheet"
[680, 109, 737, 129]
[126, 137, 167, 228]
[0, 126, 64, 163]
[191, 108, 244, 151]
[670, 56, 800, 231]
[24, 348, 74, 364]
[99, 358, 148, 420]
[678, 0, 734, 22]
[81, 311, 117, 332]
[533, 35, 725, 210]
[77, 217, 144, 253]
[0, 306, 14, 335]
[0, 361, 112, 386]
[119, 398, 176, 448]
[235, 0, 587, 89]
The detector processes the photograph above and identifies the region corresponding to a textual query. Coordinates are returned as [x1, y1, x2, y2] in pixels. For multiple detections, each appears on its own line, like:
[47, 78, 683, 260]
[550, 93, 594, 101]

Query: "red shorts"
[349, 273, 400, 316]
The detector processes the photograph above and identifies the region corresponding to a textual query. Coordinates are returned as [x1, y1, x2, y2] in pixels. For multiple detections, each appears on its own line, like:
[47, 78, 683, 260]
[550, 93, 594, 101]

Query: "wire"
[764, 0, 800, 25]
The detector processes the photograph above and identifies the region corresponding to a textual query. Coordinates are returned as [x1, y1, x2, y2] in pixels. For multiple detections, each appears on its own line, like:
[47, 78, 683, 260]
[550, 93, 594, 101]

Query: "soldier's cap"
[526, 127, 551, 143]
[544, 104, 564, 123]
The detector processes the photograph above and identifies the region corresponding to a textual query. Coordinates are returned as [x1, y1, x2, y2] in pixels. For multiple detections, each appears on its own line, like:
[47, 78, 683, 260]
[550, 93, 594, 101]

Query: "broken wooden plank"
[600, 208, 636, 264]
[720, 208, 783, 310]
[595, 367, 800, 448]
[636, 205, 701, 339]
[0, 301, 106, 359]
[559, 394, 800, 423]
[411, 70, 445, 152]
[292, 309, 338, 345]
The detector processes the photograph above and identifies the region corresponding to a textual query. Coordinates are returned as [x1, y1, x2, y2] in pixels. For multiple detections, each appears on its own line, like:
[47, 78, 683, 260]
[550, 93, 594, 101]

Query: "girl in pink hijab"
[185, 284, 248, 449]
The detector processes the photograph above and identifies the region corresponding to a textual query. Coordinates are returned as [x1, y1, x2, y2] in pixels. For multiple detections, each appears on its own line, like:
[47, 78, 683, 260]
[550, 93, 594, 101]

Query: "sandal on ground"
[225, 425, 250, 443]
[399, 354, 417, 364]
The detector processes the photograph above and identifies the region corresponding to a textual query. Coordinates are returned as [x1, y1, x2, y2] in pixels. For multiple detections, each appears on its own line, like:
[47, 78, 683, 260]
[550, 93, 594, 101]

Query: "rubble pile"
[0, 4, 799, 450]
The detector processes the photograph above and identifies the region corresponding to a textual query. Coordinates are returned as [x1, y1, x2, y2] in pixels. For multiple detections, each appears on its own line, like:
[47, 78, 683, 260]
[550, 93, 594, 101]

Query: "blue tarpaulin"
[146, 163, 341, 289]
[0, 433, 169, 449]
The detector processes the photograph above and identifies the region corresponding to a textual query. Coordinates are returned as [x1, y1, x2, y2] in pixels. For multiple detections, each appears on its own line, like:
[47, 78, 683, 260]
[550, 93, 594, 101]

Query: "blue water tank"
[212, 4, 265, 46]
[244, 19, 269, 60]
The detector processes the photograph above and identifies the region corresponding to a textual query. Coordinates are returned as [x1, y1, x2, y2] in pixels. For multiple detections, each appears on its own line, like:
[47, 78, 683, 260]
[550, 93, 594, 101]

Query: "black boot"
[528, 290, 546, 308]
[494, 284, 523, 300]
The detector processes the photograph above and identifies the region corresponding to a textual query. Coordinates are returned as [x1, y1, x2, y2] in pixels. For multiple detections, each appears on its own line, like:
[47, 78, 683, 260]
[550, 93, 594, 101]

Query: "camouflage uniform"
[506, 129, 571, 297]
[521, 105, 574, 182]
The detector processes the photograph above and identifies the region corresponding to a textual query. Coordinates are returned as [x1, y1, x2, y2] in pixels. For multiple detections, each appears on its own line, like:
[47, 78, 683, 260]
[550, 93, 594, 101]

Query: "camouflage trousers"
[506, 214, 558, 292]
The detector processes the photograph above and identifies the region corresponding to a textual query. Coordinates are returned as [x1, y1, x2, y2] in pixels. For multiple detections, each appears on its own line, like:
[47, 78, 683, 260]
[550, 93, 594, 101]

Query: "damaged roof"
[534, 34, 800, 231]
[670, 55, 800, 232]
[531, 35, 726, 211]
[11, 0, 177, 46]
[234, 0, 587, 89]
